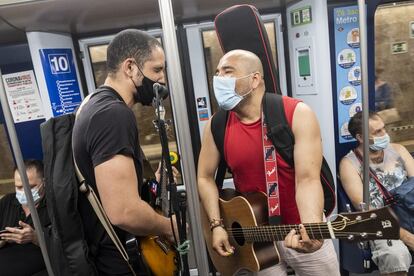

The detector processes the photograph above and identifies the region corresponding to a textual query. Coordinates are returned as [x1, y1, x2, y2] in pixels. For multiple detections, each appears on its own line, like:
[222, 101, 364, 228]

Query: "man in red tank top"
[198, 50, 339, 275]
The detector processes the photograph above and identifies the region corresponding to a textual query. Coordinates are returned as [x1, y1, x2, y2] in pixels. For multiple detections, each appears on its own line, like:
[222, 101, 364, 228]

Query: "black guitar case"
[214, 4, 281, 95]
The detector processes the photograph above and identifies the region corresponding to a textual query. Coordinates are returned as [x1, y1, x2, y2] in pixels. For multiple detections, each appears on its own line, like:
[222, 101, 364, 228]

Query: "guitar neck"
[231, 223, 332, 242]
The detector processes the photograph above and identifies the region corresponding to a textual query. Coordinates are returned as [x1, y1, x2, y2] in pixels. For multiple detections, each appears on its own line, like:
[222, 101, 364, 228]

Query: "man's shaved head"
[220, 49, 264, 76]
[214, 49, 266, 102]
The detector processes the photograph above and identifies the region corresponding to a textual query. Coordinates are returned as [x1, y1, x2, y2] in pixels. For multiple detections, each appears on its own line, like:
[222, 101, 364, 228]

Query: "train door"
[184, 13, 287, 188]
[373, 1, 414, 152]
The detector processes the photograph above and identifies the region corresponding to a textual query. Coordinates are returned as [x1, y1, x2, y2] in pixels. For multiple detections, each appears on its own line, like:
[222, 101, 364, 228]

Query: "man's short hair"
[348, 111, 380, 138]
[106, 29, 161, 74]
[14, 159, 44, 178]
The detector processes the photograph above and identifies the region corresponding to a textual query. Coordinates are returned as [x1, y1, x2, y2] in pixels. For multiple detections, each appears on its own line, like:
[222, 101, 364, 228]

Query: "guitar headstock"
[330, 206, 400, 242]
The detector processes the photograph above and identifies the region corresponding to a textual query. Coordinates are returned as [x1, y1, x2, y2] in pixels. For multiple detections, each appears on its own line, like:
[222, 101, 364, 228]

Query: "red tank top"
[224, 96, 301, 224]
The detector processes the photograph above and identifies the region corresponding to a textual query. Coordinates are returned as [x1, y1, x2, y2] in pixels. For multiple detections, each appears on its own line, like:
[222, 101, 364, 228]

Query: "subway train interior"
[0, 0, 414, 275]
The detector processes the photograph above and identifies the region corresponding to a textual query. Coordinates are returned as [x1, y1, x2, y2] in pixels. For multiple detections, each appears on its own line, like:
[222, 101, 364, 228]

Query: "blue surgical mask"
[15, 186, 41, 205]
[213, 74, 253, 111]
[369, 133, 390, 151]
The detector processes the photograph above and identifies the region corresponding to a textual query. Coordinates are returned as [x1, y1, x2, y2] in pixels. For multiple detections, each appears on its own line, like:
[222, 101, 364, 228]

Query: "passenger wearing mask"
[0, 159, 49, 276]
[72, 29, 178, 275]
[198, 49, 340, 275]
[340, 111, 414, 276]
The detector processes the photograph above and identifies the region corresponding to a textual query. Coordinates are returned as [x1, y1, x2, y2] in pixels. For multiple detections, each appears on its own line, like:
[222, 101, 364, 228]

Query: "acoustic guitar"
[202, 189, 400, 276]
[139, 158, 178, 276]
[139, 235, 177, 276]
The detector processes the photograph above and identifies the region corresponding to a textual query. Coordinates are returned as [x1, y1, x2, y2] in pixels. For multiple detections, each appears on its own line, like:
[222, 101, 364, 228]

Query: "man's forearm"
[400, 228, 414, 250]
[114, 200, 171, 237]
[295, 180, 324, 223]
[198, 178, 221, 222]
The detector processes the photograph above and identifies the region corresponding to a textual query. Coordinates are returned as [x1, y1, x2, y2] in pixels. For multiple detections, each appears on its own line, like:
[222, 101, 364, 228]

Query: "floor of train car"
[350, 271, 414, 276]
[349, 270, 414, 276]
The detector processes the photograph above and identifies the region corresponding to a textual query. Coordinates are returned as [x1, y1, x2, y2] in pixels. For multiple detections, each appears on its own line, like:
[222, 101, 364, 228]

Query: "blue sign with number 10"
[39, 48, 82, 117]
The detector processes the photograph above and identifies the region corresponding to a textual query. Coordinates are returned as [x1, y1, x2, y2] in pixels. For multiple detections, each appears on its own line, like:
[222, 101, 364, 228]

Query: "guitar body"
[202, 190, 280, 276]
[202, 189, 401, 276]
[140, 235, 178, 276]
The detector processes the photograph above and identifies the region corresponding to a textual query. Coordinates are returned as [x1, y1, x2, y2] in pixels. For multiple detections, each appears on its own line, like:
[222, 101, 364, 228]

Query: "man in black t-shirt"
[72, 29, 178, 275]
[0, 159, 49, 276]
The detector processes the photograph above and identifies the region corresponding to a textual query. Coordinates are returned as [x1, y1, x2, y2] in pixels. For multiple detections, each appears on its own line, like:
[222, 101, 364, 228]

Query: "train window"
[88, 44, 108, 87]
[0, 124, 15, 198]
[375, 2, 414, 152]
[201, 22, 278, 114]
[83, 36, 178, 171]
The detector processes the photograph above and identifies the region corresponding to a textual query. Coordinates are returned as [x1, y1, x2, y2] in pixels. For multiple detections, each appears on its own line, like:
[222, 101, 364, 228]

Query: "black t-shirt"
[0, 194, 50, 275]
[72, 86, 143, 275]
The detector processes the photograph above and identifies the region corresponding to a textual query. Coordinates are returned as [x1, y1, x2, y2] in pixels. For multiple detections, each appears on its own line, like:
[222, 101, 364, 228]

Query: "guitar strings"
[228, 221, 369, 237]
[227, 231, 384, 241]
[226, 217, 382, 240]
[227, 216, 374, 233]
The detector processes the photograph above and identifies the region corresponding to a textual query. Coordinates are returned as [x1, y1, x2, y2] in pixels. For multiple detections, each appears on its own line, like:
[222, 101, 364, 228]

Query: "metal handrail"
[157, 0, 210, 275]
[358, 0, 370, 208]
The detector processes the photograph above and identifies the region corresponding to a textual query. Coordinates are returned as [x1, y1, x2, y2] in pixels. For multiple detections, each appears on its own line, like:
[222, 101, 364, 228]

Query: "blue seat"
[337, 180, 378, 274]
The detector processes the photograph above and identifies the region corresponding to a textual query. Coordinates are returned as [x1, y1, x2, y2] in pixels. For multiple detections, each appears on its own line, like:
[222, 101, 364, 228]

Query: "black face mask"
[134, 73, 157, 106]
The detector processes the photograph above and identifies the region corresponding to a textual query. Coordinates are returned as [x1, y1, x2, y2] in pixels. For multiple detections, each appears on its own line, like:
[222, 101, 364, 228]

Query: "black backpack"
[211, 93, 336, 216]
[41, 113, 97, 276]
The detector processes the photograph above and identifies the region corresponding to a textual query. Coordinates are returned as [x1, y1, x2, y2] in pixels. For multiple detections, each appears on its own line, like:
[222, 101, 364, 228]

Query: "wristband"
[210, 223, 225, 231]
[209, 218, 224, 231]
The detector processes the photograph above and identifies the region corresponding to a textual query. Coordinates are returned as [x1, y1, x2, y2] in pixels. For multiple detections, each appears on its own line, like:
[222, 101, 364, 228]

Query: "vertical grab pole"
[157, 0, 211, 275]
[0, 69, 54, 275]
[358, 0, 370, 208]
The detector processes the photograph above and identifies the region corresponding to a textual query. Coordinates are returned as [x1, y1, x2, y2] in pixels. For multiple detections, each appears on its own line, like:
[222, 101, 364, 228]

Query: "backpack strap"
[262, 93, 295, 167]
[211, 109, 229, 189]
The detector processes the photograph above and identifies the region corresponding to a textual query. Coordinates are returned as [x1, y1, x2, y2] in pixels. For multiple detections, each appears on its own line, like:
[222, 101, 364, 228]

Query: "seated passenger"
[340, 111, 414, 276]
[0, 159, 49, 276]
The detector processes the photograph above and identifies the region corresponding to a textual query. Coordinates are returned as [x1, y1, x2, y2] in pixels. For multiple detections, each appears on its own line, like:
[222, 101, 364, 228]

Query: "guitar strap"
[262, 113, 282, 225]
[353, 149, 395, 204]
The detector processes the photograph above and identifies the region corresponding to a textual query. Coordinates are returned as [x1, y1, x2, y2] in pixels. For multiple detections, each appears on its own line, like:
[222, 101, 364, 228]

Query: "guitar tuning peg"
[345, 204, 352, 213]
[359, 202, 368, 211]
[376, 231, 383, 238]
[347, 234, 355, 241]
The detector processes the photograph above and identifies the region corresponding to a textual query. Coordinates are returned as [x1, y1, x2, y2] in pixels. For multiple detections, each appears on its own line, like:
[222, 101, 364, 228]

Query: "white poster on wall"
[2, 70, 45, 123]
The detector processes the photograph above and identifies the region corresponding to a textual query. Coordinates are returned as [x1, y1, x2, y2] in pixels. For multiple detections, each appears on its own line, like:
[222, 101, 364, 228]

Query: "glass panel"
[201, 21, 278, 114]
[88, 41, 178, 173]
[0, 124, 15, 198]
[375, 2, 414, 152]
[89, 44, 108, 88]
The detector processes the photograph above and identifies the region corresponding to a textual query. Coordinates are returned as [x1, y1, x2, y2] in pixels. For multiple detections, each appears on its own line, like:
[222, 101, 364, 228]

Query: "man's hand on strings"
[284, 224, 323, 253]
[212, 226, 234, 257]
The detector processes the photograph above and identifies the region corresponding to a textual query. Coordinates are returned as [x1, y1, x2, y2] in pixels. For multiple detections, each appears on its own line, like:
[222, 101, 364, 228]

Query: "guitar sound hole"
[231, 222, 245, 246]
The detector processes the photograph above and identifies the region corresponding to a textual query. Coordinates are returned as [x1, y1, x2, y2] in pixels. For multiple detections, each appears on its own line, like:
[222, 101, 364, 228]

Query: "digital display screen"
[298, 49, 311, 77]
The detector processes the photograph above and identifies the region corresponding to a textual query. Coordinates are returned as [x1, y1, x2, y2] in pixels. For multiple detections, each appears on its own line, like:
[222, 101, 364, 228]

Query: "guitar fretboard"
[228, 223, 332, 242]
